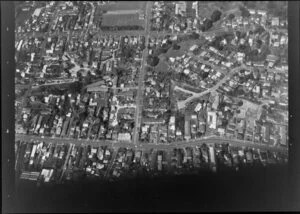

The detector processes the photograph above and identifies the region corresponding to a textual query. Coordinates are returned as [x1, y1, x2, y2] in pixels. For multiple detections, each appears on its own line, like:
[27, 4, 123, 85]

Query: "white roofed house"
[118, 133, 131, 141]
[257, 10, 267, 17]
[207, 111, 217, 130]
[175, 1, 187, 16]
[32, 8, 42, 18]
[271, 17, 280, 26]
[236, 52, 245, 63]
[280, 35, 288, 45]
[248, 9, 256, 15]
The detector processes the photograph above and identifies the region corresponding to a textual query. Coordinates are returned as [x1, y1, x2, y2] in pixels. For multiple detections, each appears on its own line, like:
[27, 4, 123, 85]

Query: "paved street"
[132, 1, 153, 146]
[176, 64, 248, 109]
[15, 134, 288, 154]
[15, 2, 289, 168]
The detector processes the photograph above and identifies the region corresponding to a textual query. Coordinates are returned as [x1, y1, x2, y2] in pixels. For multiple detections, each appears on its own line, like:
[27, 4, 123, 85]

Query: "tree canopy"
[228, 13, 235, 20]
[147, 56, 160, 67]
[211, 10, 222, 22]
[239, 6, 250, 18]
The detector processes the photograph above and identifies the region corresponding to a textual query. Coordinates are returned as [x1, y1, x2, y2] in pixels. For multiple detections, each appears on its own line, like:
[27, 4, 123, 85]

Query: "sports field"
[99, 1, 147, 12]
[102, 13, 144, 27]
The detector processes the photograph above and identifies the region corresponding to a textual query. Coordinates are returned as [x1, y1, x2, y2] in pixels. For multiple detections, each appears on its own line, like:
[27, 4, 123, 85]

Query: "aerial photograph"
[11, 0, 290, 212]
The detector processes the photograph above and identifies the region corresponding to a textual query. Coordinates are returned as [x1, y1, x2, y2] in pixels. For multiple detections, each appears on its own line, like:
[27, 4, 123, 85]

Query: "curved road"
[176, 64, 247, 109]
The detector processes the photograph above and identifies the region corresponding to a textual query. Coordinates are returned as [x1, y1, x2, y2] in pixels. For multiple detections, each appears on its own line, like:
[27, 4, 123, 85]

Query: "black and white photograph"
[1, 1, 300, 213]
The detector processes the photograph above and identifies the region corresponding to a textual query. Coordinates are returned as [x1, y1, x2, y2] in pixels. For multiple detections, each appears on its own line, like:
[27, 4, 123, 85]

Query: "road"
[59, 143, 74, 182]
[15, 3, 289, 160]
[104, 147, 118, 179]
[176, 64, 247, 109]
[132, 1, 153, 146]
[15, 22, 237, 42]
[15, 134, 288, 154]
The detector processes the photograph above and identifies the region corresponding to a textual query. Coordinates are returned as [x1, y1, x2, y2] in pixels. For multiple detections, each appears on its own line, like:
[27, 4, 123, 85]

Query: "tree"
[69, 81, 83, 94]
[203, 19, 213, 31]
[228, 13, 235, 20]
[172, 43, 181, 50]
[147, 56, 160, 67]
[77, 71, 83, 82]
[254, 26, 265, 35]
[211, 10, 222, 22]
[190, 32, 200, 40]
[199, 25, 205, 32]
[84, 71, 92, 85]
[255, 39, 263, 49]
[240, 6, 250, 18]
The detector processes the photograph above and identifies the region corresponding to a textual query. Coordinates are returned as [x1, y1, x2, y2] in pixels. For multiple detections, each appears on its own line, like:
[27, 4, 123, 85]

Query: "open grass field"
[164, 36, 207, 58]
[198, 1, 243, 18]
[155, 57, 169, 73]
[15, 8, 34, 27]
[99, 1, 147, 12]
[102, 13, 144, 27]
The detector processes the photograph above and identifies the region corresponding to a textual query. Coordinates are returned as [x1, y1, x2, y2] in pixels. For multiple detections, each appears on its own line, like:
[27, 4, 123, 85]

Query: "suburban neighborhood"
[15, 1, 288, 186]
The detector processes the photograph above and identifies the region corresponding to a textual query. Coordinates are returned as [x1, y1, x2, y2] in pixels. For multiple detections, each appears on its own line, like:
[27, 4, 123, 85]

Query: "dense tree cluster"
[202, 19, 213, 32]
[172, 43, 181, 50]
[239, 6, 250, 18]
[211, 10, 222, 22]
[209, 33, 235, 50]
[147, 56, 160, 67]
[254, 26, 265, 35]
[68, 81, 83, 94]
[228, 13, 235, 20]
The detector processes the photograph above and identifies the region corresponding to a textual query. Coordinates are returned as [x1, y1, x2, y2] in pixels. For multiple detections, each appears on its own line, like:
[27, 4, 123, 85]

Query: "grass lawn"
[155, 56, 169, 72]
[198, 1, 243, 18]
[164, 37, 207, 58]
[16, 9, 34, 27]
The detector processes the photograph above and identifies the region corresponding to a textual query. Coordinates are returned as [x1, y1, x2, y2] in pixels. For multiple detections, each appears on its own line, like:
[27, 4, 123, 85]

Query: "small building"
[184, 116, 191, 140]
[118, 133, 131, 141]
[271, 17, 280, 26]
[207, 111, 217, 129]
[175, 1, 187, 16]
[279, 125, 287, 145]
